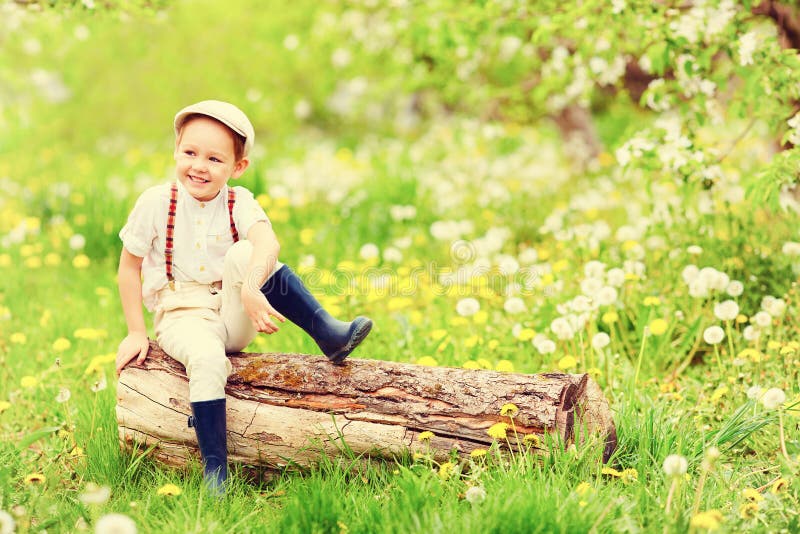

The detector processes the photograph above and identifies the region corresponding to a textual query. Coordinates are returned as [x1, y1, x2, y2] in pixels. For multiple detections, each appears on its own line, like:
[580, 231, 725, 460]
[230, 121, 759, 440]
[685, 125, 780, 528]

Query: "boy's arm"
[116, 247, 150, 375]
[241, 221, 287, 333]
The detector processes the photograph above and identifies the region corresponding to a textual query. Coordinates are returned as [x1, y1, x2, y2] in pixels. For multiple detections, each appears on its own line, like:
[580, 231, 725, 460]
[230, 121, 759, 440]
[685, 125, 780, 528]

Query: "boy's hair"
[177, 113, 247, 162]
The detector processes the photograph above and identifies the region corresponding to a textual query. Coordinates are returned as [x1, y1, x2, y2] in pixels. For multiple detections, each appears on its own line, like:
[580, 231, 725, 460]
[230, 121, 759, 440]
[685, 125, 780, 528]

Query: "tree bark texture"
[116, 342, 617, 471]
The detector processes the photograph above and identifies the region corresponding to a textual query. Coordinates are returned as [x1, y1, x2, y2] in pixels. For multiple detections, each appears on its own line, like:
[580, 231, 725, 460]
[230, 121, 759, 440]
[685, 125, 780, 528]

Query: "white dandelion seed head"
[503, 297, 526, 314]
[0, 510, 15, 534]
[753, 311, 772, 328]
[761, 388, 786, 410]
[55, 387, 71, 403]
[456, 298, 480, 317]
[359, 243, 380, 261]
[533, 335, 556, 355]
[742, 325, 761, 341]
[713, 300, 739, 322]
[464, 485, 487, 505]
[591, 332, 610, 350]
[662, 454, 688, 477]
[95, 513, 137, 534]
[726, 280, 744, 297]
[746, 385, 762, 400]
[703, 325, 725, 345]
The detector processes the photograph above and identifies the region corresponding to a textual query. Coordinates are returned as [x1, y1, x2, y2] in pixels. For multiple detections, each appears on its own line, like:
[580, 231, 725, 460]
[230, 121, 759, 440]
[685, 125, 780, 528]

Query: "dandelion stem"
[778, 409, 793, 464]
[725, 321, 735, 363]
[664, 477, 678, 514]
[713, 345, 724, 376]
[691, 468, 708, 517]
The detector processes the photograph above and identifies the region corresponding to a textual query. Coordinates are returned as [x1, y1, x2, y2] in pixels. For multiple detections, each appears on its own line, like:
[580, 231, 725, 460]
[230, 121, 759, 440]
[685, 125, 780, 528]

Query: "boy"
[115, 100, 372, 493]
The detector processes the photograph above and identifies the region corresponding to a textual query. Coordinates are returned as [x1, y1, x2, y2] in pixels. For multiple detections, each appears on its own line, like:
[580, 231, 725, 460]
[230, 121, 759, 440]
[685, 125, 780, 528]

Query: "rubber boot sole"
[326, 317, 373, 364]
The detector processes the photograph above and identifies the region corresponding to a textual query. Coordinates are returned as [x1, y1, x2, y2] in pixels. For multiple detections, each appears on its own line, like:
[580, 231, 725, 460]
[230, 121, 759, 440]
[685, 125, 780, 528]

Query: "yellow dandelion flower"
[0, 401, 11, 413]
[418, 431, 435, 443]
[412, 452, 426, 461]
[20, 376, 38, 388]
[643, 296, 661, 306]
[95, 287, 111, 297]
[558, 355, 577, 370]
[602, 311, 619, 325]
[156, 483, 182, 496]
[739, 502, 758, 520]
[742, 488, 763, 502]
[72, 254, 90, 269]
[10, 332, 26, 344]
[780, 345, 797, 355]
[689, 510, 723, 530]
[767, 340, 781, 351]
[472, 310, 489, 324]
[74, 328, 108, 340]
[620, 468, 638, 484]
[737, 348, 761, 362]
[24, 473, 46, 485]
[487, 339, 499, 350]
[500, 403, 519, 417]
[470, 449, 488, 459]
[735, 314, 748, 324]
[463, 335, 482, 348]
[487, 422, 509, 440]
[710, 386, 728, 403]
[0, 254, 11, 267]
[44, 253, 61, 266]
[438, 461, 455, 481]
[24, 256, 42, 269]
[575, 482, 592, 496]
[39, 309, 51, 327]
[429, 329, 448, 341]
[771, 478, 789, 494]
[448, 316, 468, 327]
[648, 319, 669, 336]
[463, 360, 481, 370]
[515, 328, 536, 341]
[299, 228, 315, 246]
[476, 358, 493, 369]
[53, 337, 71, 352]
[495, 360, 514, 372]
[417, 356, 438, 367]
[601, 466, 622, 477]
[523, 434, 541, 447]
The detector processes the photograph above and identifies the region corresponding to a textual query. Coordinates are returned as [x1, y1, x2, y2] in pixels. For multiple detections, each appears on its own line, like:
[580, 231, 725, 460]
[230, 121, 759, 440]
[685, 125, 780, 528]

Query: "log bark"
[116, 341, 617, 472]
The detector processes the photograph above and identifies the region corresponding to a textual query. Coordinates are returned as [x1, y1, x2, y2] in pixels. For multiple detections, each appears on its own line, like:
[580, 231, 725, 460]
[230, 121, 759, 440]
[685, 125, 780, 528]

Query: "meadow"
[1, 1, 800, 532]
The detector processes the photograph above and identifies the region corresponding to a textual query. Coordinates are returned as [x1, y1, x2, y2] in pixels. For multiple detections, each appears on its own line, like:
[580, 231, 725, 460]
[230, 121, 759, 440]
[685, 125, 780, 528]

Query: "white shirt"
[119, 180, 270, 311]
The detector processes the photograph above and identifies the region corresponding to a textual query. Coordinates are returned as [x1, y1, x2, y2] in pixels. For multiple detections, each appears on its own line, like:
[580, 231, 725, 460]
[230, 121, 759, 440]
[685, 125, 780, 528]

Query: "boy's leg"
[260, 265, 373, 363]
[220, 240, 283, 352]
[156, 312, 230, 494]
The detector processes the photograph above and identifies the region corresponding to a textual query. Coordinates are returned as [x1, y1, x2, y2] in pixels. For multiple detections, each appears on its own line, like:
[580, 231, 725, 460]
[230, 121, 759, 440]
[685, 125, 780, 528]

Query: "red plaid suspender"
[228, 187, 239, 243]
[165, 183, 238, 290]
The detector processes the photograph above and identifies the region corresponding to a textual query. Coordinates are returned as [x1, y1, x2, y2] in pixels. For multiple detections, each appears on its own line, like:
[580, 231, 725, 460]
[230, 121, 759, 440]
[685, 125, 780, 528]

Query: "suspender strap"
[164, 183, 238, 290]
[228, 187, 239, 243]
[165, 182, 178, 289]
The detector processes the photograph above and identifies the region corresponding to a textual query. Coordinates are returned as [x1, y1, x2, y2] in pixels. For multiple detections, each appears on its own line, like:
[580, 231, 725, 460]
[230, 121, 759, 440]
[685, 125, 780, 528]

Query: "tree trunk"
[116, 342, 617, 472]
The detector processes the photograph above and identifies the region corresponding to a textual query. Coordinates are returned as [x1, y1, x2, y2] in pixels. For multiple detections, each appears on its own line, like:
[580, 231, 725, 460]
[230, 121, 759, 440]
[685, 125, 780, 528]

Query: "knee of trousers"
[186, 353, 232, 402]
[224, 240, 254, 273]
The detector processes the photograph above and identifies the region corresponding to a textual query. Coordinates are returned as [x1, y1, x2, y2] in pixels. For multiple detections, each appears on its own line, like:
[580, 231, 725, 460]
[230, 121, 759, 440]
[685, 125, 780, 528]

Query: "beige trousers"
[154, 240, 281, 402]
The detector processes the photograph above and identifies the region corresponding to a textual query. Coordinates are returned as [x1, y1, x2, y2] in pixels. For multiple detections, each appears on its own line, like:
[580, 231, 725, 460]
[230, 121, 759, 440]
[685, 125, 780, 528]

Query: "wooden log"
[116, 342, 617, 471]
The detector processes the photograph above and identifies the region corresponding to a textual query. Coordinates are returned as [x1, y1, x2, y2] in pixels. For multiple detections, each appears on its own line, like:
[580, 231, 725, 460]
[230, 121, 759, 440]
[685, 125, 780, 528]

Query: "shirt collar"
[174, 180, 227, 206]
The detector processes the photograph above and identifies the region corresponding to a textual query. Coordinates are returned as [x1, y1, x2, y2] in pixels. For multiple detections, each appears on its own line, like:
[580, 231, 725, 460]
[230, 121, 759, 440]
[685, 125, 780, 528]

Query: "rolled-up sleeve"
[119, 187, 160, 258]
[233, 187, 270, 239]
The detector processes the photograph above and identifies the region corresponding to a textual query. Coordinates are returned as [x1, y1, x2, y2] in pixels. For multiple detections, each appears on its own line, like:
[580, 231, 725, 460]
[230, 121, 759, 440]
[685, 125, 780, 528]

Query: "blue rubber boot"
[261, 265, 373, 363]
[188, 398, 228, 496]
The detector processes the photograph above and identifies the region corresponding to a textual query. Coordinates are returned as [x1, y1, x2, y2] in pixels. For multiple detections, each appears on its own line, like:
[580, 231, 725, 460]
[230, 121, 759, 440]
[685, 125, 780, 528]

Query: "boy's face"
[174, 116, 249, 202]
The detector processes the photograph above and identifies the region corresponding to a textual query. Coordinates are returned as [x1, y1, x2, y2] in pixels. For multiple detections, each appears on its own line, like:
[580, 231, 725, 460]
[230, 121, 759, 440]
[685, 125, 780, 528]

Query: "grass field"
[2, 2, 800, 533]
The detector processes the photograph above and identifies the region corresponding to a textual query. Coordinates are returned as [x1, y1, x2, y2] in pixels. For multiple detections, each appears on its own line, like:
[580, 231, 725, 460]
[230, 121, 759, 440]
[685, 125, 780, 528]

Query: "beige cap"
[174, 100, 254, 157]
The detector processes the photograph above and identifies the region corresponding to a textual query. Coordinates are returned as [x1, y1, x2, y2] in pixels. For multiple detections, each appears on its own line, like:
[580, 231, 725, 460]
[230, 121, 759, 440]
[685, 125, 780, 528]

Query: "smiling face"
[174, 116, 249, 201]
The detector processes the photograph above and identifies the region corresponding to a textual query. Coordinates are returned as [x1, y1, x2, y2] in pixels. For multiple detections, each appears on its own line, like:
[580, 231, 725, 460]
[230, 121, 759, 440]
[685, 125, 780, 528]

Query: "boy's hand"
[116, 332, 150, 376]
[242, 286, 286, 334]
